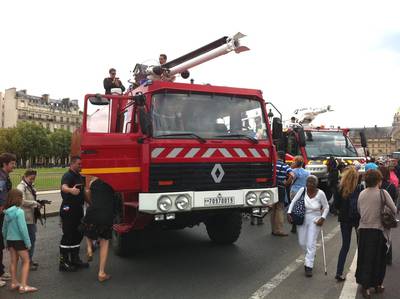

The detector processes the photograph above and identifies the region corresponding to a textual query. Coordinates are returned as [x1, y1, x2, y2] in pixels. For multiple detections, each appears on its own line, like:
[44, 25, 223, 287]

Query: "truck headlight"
[245, 192, 257, 206]
[259, 191, 272, 205]
[158, 196, 172, 212]
[175, 195, 190, 210]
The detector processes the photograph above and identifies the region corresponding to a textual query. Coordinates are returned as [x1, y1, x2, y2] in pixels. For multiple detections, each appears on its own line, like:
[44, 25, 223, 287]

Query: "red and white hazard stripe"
[151, 147, 270, 159]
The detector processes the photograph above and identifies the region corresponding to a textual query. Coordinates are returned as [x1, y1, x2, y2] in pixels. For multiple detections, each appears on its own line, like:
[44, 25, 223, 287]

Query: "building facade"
[0, 88, 81, 132]
[349, 108, 400, 157]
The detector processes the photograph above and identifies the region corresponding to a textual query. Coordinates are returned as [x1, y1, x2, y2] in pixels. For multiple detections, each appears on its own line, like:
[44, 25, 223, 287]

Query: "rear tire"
[205, 211, 242, 244]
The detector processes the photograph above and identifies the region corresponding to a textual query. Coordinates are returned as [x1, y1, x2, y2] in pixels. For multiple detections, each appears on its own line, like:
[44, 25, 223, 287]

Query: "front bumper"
[139, 187, 278, 214]
[305, 165, 328, 182]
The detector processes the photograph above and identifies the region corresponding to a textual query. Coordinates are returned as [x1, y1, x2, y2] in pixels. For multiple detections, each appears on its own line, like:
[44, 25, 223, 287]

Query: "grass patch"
[10, 168, 67, 191]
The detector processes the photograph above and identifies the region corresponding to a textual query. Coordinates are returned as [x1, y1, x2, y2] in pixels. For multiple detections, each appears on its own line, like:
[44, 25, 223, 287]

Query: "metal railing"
[10, 171, 64, 192]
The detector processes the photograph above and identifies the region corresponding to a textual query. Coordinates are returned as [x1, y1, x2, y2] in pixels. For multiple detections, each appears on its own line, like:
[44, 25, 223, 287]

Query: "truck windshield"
[152, 93, 268, 140]
[305, 131, 358, 159]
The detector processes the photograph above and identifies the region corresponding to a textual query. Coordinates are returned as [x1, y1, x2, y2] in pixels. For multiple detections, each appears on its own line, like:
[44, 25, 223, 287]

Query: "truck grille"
[149, 162, 274, 192]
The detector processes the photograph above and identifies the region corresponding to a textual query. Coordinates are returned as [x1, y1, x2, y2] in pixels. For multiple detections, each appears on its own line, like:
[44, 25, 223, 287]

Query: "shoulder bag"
[380, 189, 398, 229]
[291, 188, 306, 225]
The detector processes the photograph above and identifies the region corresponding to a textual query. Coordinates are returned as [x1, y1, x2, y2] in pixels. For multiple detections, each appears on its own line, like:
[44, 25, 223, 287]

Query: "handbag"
[291, 188, 306, 225]
[380, 190, 398, 229]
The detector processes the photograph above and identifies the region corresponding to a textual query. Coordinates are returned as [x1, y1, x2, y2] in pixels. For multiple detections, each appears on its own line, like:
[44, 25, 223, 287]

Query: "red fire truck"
[267, 105, 367, 189]
[75, 33, 280, 255]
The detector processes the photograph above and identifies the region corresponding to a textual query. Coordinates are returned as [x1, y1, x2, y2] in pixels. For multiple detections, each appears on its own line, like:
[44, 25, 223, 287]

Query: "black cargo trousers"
[60, 204, 84, 253]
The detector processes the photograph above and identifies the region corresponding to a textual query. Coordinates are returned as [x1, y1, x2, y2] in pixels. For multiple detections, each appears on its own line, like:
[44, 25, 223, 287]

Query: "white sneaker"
[0, 272, 11, 281]
[0, 280, 6, 287]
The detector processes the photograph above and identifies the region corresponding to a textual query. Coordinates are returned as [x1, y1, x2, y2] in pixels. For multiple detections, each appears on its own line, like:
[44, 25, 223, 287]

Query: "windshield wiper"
[154, 133, 206, 143]
[214, 134, 259, 144]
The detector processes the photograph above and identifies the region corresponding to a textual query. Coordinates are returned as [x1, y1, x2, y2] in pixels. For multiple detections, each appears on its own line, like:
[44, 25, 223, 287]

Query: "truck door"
[80, 95, 142, 192]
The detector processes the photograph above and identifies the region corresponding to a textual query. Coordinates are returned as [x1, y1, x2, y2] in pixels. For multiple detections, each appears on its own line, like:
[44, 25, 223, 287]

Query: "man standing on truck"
[103, 68, 125, 94]
[59, 156, 89, 272]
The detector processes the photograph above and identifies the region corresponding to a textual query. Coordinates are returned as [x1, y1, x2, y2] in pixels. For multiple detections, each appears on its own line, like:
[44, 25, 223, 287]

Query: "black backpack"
[348, 184, 364, 222]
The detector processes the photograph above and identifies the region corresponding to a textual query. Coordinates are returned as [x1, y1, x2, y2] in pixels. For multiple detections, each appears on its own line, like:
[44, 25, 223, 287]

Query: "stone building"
[0, 88, 81, 132]
[349, 108, 400, 157]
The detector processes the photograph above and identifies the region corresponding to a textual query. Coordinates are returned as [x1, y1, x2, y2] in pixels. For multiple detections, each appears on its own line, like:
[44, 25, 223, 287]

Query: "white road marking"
[249, 225, 340, 299]
[338, 250, 358, 299]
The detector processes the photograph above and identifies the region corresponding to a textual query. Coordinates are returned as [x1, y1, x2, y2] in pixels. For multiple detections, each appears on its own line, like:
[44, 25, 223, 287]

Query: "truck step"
[113, 223, 133, 234]
[123, 202, 139, 208]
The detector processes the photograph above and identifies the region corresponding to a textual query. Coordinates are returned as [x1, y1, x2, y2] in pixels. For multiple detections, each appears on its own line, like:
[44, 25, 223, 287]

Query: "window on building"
[61, 116, 64, 122]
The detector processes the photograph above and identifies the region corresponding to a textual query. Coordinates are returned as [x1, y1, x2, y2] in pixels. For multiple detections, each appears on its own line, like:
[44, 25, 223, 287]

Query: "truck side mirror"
[298, 128, 306, 147]
[138, 107, 152, 136]
[134, 93, 146, 106]
[360, 130, 367, 148]
[272, 117, 283, 140]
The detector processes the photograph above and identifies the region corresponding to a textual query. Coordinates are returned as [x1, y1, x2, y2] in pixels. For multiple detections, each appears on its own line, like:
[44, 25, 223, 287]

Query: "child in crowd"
[2, 189, 38, 293]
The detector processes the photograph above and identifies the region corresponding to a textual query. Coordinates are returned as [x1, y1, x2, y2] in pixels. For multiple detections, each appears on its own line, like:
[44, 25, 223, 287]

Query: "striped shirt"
[276, 160, 292, 186]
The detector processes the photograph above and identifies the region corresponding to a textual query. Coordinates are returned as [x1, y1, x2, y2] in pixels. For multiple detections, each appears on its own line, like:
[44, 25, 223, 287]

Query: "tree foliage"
[0, 123, 72, 167]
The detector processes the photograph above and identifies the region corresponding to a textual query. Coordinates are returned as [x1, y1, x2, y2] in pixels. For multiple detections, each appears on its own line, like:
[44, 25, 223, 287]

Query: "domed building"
[349, 108, 400, 157]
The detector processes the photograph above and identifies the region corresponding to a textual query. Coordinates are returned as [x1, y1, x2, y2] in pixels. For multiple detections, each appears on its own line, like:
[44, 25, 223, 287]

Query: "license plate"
[204, 195, 235, 206]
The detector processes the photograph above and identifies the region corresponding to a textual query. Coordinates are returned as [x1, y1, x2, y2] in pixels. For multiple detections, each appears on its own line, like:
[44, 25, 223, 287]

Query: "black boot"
[70, 248, 89, 269]
[59, 249, 77, 272]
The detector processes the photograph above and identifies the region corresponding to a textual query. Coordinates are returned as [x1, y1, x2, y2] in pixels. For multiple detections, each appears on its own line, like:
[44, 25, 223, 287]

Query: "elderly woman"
[356, 169, 397, 298]
[287, 175, 329, 277]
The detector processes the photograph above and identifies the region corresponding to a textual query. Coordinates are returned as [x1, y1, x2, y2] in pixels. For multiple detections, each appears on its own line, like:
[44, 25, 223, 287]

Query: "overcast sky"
[1, 0, 399, 128]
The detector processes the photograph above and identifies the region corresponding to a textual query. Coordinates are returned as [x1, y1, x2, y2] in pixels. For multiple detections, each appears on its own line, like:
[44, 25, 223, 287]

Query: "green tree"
[13, 122, 51, 167]
[0, 127, 18, 154]
[49, 129, 72, 166]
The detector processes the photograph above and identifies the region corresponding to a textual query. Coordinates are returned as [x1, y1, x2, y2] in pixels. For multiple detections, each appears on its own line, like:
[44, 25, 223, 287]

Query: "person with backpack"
[333, 166, 364, 282]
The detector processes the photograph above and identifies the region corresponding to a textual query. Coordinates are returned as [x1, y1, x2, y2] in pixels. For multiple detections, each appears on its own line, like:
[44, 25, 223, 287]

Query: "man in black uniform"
[59, 156, 89, 271]
[103, 68, 125, 94]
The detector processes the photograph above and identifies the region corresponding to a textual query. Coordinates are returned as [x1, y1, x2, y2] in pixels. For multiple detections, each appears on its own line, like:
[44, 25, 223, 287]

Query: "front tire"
[112, 230, 131, 257]
[205, 211, 242, 244]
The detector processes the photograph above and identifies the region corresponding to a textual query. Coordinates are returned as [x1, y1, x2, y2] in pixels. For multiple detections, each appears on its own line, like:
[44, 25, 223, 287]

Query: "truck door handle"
[81, 149, 97, 155]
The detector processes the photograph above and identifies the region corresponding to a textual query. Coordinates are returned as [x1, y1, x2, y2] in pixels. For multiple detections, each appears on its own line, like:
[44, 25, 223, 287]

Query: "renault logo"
[211, 164, 225, 183]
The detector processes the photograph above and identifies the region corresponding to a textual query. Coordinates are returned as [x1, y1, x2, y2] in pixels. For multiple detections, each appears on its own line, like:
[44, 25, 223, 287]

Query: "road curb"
[37, 190, 59, 195]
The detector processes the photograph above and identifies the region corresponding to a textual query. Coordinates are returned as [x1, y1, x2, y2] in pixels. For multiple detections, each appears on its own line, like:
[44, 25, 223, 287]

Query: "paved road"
[0, 209, 399, 299]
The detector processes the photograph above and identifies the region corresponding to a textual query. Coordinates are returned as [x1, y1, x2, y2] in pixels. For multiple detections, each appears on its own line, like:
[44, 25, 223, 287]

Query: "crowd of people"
[0, 153, 117, 294]
[255, 153, 399, 298]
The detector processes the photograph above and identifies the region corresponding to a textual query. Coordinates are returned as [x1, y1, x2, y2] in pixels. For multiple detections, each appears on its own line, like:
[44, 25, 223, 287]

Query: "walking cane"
[321, 228, 327, 275]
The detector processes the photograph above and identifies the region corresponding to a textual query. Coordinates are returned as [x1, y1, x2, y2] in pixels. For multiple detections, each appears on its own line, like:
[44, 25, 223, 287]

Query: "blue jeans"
[336, 222, 357, 276]
[27, 224, 37, 261]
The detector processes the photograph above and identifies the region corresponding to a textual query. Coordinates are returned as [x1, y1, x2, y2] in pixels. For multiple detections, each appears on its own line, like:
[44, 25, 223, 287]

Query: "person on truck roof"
[103, 68, 125, 95]
[159, 54, 167, 65]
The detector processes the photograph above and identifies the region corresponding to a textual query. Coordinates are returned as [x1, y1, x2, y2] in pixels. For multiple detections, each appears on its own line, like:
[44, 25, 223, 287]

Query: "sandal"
[10, 283, 20, 291]
[98, 274, 111, 282]
[19, 285, 38, 294]
[375, 285, 385, 293]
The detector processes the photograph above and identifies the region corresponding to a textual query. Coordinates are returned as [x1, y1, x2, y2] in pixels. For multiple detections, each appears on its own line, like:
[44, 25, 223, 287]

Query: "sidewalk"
[37, 190, 61, 217]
